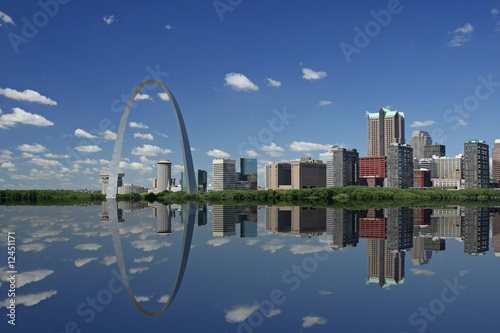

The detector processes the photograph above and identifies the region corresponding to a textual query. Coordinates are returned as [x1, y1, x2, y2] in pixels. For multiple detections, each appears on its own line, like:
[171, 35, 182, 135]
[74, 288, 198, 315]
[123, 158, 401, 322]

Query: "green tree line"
[0, 190, 105, 205]
[1, 187, 499, 208]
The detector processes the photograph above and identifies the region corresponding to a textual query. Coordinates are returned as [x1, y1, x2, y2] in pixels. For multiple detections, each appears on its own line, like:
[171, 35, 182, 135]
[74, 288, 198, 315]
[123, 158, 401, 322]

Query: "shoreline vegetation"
[1, 187, 499, 208]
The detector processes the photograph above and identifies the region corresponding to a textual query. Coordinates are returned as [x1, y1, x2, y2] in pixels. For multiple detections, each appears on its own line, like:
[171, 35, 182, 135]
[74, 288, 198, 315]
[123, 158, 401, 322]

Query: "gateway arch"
[106, 80, 196, 315]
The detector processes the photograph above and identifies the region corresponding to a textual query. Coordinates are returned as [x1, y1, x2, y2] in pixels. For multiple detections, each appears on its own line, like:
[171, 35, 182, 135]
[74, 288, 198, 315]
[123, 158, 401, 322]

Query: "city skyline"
[1, 1, 500, 190]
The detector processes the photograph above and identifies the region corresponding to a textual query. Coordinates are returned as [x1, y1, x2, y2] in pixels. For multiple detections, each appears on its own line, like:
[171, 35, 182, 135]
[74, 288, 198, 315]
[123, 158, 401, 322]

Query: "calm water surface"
[0, 203, 499, 332]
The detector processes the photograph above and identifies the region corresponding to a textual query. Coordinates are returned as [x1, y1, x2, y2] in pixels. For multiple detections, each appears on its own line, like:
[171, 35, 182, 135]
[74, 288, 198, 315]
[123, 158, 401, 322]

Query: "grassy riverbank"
[1, 187, 499, 208]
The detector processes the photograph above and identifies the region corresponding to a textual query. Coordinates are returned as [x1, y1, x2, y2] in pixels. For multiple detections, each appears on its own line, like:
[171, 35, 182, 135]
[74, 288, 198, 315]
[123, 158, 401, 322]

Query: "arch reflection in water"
[107, 199, 197, 315]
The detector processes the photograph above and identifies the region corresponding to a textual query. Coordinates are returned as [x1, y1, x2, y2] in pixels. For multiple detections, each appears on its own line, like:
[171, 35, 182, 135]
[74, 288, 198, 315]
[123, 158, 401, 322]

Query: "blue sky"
[1, 0, 500, 189]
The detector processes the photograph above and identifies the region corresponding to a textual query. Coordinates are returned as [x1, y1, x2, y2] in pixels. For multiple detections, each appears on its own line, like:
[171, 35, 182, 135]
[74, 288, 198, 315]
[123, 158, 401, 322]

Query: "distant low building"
[431, 178, 462, 190]
[117, 184, 145, 194]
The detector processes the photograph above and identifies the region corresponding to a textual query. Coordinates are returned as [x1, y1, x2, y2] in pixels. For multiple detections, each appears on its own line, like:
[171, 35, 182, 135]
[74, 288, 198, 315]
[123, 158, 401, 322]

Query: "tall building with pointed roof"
[367, 108, 405, 157]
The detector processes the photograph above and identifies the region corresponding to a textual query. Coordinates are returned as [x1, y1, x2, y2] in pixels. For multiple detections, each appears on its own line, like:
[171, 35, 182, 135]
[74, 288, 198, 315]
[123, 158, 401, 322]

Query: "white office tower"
[157, 160, 172, 192]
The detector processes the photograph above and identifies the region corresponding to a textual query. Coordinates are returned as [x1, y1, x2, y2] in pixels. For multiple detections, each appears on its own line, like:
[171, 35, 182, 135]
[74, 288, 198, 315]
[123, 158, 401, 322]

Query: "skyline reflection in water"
[0, 203, 499, 332]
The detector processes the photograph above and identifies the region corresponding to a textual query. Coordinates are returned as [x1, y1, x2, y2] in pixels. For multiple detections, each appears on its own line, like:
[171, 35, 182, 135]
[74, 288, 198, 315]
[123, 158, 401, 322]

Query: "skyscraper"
[367, 108, 405, 157]
[410, 130, 432, 161]
[464, 140, 490, 189]
[213, 159, 236, 191]
[463, 207, 489, 255]
[386, 144, 413, 189]
[212, 205, 236, 236]
[152, 203, 171, 235]
[157, 160, 172, 192]
[492, 139, 500, 180]
[319, 147, 359, 187]
[236, 158, 258, 190]
[424, 144, 446, 158]
[181, 169, 207, 192]
[367, 239, 405, 288]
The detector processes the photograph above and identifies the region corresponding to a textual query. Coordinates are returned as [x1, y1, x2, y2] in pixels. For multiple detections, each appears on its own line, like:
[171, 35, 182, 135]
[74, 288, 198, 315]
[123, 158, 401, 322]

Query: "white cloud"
[0, 107, 54, 129]
[459, 270, 468, 277]
[1, 162, 15, 169]
[138, 156, 155, 164]
[134, 133, 154, 140]
[302, 68, 327, 80]
[129, 122, 149, 129]
[448, 23, 474, 47]
[75, 145, 102, 153]
[409, 268, 435, 276]
[267, 308, 281, 318]
[224, 73, 259, 91]
[13, 269, 54, 288]
[261, 143, 285, 157]
[119, 161, 153, 173]
[207, 238, 230, 247]
[74, 158, 98, 164]
[134, 256, 154, 263]
[22, 152, 36, 158]
[18, 143, 47, 153]
[75, 243, 102, 251]
[289, 244, 331, 255]
[75, 257, 98, 267]
[165, 24, 172, 30]
[206, 149, 230, 158]
[265, 78, 282, 87]
[302, 316, 327, 328]
[44, 237, 70, 243]
[289, 141, 331, 152]
[410, 120, 435, 128]
[19, 243, 48, 252]
[100, 256, 117, 266]
[493, 8, 499, 15]
[129, 267, 149, 274]
[158, 92, 170, 101]
[44, 153, 70, 159]
[136, 295, 152, 302]
[172, 164, 184, 175]
[102, 129, 117, 141]
[245, 150, 260, 157]
[29, 158, 62, 168]
[131, 240, 172, 251]
[155, 131, 168, 138]
[0, 291, 57, 308]
[0, 11, 15, 26]
[135, 93, 152, 100]
[318, 100, 332, 106]
[245, 239, 260, 246]
[74, 129, 98, 139]
[318, 290, 332, 295]
[103, 15, 115, 25]
[261, 239, 284, 253]
[225, 305, 259, 323]
[157, 294, 170, 303]
[458, 119, 468, 126]
[0, 88, 56, 105]
[495, 22, 500, 33]
[131, 144, 172, 156]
